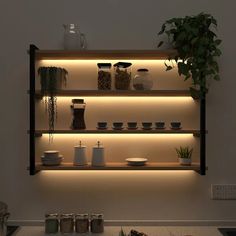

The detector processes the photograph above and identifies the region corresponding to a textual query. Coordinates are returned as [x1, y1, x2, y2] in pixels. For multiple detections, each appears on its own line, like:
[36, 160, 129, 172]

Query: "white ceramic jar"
[133, 68, 153, 90]
[74, 141, 87, 166]
[91, 141, 105, 167]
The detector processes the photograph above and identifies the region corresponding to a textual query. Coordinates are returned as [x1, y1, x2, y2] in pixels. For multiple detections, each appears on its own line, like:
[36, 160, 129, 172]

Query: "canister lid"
[137, 68, 149, 72]
[93, 141, 103, 148]
[72, 99, 84, 104]
[97, 63, 112, 69]
[114, 62, 132, 68]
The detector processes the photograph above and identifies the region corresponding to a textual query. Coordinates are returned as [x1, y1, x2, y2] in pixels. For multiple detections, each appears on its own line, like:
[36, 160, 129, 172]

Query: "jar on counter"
[97, 63, 112, 90]
[114, 62, 132, 90]
[133, 68, 153, 90]
[90, 213, 104, 233]
[75, 214, 89, 233]
[60, 213, 74, 234]
[45, 213, 59, 234]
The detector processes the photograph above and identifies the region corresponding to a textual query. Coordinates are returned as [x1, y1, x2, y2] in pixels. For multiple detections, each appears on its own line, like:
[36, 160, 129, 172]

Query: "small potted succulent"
[158, 13, 222, 98]
[38, 66, 68, 138]
[175, 146, 193, 166]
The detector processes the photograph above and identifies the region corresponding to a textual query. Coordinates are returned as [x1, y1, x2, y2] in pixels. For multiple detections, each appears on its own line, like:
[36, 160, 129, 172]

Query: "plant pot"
[178, 158, 192, 166]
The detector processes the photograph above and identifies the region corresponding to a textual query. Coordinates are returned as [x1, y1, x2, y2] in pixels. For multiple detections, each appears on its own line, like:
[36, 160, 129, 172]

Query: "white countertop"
[14, 226, 229, 236]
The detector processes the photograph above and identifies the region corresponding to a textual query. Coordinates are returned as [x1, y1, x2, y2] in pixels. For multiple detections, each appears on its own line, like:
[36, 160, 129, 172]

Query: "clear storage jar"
[133, 68, 153, 90]
[97, 63, 112, 90]
[75, 214, 89, 233]
[114, 62, 132, 90]
[45, 213, 59, 234]
[60, 213, 74, 234]
[90, 213, 104, 233]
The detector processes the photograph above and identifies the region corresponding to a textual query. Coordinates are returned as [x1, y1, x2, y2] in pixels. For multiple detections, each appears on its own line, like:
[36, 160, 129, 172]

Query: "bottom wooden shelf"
[35, 162, 201, 171]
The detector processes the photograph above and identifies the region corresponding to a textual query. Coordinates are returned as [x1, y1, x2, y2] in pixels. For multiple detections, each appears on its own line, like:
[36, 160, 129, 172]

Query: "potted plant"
[175, 146, 193, 166]
[38, 67, 68, 138]
[158, 13, 222, 98]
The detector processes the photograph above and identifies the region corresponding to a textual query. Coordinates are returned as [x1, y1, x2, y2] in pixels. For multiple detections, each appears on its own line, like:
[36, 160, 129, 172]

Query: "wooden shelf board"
[35, 162, 201, 171]
[35, 129, 200, 135]
[34, 90, 192, 98]
[35, 50, 177, 60]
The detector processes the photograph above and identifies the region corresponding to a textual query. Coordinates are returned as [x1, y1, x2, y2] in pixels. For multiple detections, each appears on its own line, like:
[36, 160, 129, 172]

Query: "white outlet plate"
[211, 184, 236, 200]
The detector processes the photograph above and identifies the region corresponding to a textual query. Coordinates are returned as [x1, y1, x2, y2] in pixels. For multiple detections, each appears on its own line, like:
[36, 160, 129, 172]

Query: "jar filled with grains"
[45, 213, 59, 234]
[97, 63, 112, 90]
[75, 214, 89, 233]
[114, 62, 132, 90]
[90, 213, 104, 233]
[60, 213, 74, 234]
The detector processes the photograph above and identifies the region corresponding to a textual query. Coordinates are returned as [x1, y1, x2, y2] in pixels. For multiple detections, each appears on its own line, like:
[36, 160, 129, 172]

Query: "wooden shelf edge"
[35, 50, 177, 60]
[35, 162, 201, 171]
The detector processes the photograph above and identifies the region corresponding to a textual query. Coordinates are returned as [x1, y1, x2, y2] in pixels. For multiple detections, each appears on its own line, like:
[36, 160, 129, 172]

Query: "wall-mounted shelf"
[35, 162, 202, 172]
[36, 49, 177, 60]
[29, 44, 206, 175]
[34, 89, 193, 99]
[34, 129, 201, 136]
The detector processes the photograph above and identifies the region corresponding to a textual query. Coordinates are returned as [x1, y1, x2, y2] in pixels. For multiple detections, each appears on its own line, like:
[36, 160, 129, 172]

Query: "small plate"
[112, 127, 124, 130]
[155, 127, 166, 130]
[170, 127, 182, 130]
[126, 158, 148, 166]
[41, 155, 63, 160]
[96, 127, 108, 130]
[127, 127, 138, 130]
[142, 127, 153, 130]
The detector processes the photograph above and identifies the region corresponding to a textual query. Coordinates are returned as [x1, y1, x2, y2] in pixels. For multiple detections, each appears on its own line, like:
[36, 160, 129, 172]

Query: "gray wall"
[0, 0, 236, 222]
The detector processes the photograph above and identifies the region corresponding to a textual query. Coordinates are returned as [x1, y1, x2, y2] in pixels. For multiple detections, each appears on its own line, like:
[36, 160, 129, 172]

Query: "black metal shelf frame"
[29, 44, 207, 175]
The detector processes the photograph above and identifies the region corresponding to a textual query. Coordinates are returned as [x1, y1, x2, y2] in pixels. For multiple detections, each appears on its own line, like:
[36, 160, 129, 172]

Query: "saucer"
[170, 126, 182, 130]
[142, 127, 152, 130]
[155, 127, 166, 129]
[96, 127, 108, 130]
[127, 127, 138, 130]
[112, 127, 124, 130]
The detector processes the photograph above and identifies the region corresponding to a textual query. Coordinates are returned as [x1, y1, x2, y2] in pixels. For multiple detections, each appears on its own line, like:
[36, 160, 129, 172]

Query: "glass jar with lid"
[75, 214, 89, 233]
[60, 213, 74, 234]
[97, 63, 112, 90]
[114, 62, 132, 90]
[45, 213, 59, 234]
[133, 68, 153, 90]
[90, 213, 104, 233]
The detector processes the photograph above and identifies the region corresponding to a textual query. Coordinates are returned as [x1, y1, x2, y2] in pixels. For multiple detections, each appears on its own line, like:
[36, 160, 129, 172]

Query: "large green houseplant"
[158, 13, 222, 98]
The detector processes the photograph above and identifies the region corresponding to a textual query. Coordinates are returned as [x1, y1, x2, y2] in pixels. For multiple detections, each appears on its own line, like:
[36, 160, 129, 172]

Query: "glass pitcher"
[63, 24, 86, 50]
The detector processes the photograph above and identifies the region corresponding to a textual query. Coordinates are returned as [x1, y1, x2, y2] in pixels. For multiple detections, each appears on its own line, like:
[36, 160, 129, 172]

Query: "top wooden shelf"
[35, 50, 177, 60]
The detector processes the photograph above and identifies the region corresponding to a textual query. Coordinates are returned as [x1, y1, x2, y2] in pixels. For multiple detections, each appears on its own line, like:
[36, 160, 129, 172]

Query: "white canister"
[91, 142, 105, 167]
[74, 141, 88, 166]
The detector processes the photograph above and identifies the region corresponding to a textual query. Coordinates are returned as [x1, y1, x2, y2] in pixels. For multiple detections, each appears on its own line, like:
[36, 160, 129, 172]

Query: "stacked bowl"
[41, 151, 63, 166]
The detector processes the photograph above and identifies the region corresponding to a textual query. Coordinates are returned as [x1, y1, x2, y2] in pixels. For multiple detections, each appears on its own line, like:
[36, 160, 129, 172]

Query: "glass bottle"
[133, 68, 153, 90]
[71, 99, 86, 130]
[60, 213, 74, 234]
[63, 24, 86, 50]
[45, 213, 59, 234]
[97, 63, 112, 90]
[75, 214, 89, 233]
[114, 62, 132, 90]
[90, 214, 104, 233]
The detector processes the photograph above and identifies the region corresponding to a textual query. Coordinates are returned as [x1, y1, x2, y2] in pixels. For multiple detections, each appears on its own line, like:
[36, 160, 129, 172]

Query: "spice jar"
[114, 62, 132, 90]
[133, 68, 153, 90]
[75, 214, 89, 233]
[45, 213, 59, 234]
[90, 214, 104, 233]
[60, 213, 74, 234]
[97, 63, 112, 90]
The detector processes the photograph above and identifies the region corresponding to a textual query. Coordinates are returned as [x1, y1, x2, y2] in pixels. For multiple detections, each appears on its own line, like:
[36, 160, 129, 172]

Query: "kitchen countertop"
[14, 226, 231, 236]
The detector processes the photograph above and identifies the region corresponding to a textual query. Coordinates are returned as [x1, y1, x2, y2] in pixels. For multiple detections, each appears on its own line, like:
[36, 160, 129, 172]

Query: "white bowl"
[126, 158, 148, 166]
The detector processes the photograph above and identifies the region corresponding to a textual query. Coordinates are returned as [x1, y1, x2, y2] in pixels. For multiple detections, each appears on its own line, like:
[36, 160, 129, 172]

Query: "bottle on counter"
[60, 213, 74, 234]
[70, 99, 86, 130]
[91, 141, 105, 167]
[90, 214, 104, 233]
[75, 213, 89, 233]
[74, 141, 88, 166]
[45, 213, 59, 234]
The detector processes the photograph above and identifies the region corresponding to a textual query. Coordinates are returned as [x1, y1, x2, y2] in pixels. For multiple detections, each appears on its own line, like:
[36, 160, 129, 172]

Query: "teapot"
[63, 24, 86, 50]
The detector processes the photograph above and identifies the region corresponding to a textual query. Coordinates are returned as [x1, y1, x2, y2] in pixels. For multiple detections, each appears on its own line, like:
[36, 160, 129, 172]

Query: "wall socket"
[211, 184, 236, 200]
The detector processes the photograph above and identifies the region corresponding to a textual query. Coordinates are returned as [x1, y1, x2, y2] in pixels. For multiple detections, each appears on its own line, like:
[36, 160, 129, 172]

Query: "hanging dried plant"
[38, 67, 68, 141]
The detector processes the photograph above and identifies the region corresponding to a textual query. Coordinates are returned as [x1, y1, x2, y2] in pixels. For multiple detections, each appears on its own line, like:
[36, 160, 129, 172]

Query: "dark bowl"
[113, 122, 123, 128]
[171, 122, 181, 128]
[142, 122, 152, 128]
[127, 122, 137, 128]
[155, 122, 165, 128]
[97, 122, 107, 128]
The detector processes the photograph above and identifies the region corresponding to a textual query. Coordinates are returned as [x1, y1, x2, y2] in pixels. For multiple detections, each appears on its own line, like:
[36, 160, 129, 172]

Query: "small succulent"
[175, 146, 193, 159]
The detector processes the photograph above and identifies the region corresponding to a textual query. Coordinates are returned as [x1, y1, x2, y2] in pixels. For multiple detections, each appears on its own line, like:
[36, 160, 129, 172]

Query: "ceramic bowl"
[97, 122, 107, 128]
[142, 122, 152, 128]
[171, 122, 181, 129]
[113, 122, 123, 128]
[155, 122, 165, 128]
[44, 150, 59, 159]
[127, 122, 137, 128]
